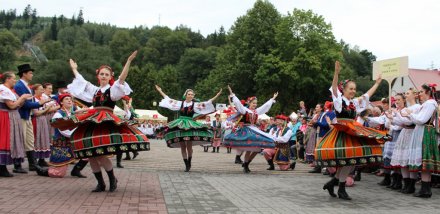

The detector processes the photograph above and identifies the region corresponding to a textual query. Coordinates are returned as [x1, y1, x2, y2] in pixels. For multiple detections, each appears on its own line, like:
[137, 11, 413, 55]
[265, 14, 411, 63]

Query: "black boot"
[403, 179, 416, 194]
[414, 181, 432, 198]
[354, 170, 362, 181]
[92, 172, 106, 192]
[0, 165, 13, 177]
[235, 155, 243, 164]
[392, 174, 403, 190]
[183, 159, 190, 172]
[337, 182, 352, 200]
[227, 147, 232, 153]
[106, 169, 118, 192]
[212, 147, 216, 153]
[308, 166, 321, 173]
[323, 177, 338, 197]
[243, 162, 250, 173]
[13, 161, 27, 174]
[387, 173, 397, 188]
[35, 165, 49, 177]
[123, 151, 131, 160]
[266, 159, 275, 170]
[71, 159, 88, 178]
[38, 158, 49, 167]
[116, 153, 124, 168]
[216, 147, 219, 153]
[132, 151, 138, 159]
[26, 151, 37, 171]
[188, 157, 192, 171]
[401, 178, 410, 193]
[290, 162, 296, 170]
[378, 173, 391, 186]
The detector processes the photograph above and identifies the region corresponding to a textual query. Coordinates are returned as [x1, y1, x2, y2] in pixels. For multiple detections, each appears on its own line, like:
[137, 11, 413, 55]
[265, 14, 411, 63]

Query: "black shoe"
[235, 155, 243, 164]
[117, 162, 124, 168]
[212, 148, 216, 153]
[354, 171, 361, 181]
[391, 174, 403, 190]
[337, 182, 352, 200]
[13, 163, 28, 174]
[290, 162, 296, 170]
[188, 157, 192, 170]
[0, 165, 13, 177]
[414, 181, 432, 198]
[323, 177, 338, 197]
[38, 159, 49, 167]
[378, 173, 391, 186]
[216, 147, 219, 153]
[35, 165, 49, 177]
[401, 178, 410, 193]
[308, 166, 321, 173]
[243, 162, 250, 173]
[183, 159, 190, 172]
[92, 172, 106, 192]
[403, 179, 416, 194]
[26, 151, 37, 171]
[106, 169, 118, 192]
[387, 173, 398, 189]
[132, 151, 139, 159]
[267, 159, 275, 170]
[71, 160, 88, 178]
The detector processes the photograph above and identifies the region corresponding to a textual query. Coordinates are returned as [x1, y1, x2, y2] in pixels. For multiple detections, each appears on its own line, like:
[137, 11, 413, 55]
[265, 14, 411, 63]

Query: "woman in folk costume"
[389, 88, 421, 194]
[402, 83, 440, 198]
[31, 84, 55, 167]
[304, 104, 321, 163]
[0, 72, 32, 176]
[223, 85, 278, 173]
[35, 93, 89, 178]
[272, 114, 294, 171]
[211, 113, 222, 153]
[316, 61, 389, 200]
[155, 85, 222, 172]
[52, 51, 150, 192]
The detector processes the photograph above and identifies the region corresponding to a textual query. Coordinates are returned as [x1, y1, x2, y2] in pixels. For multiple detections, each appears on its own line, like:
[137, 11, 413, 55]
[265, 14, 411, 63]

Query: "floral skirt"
[164, 116, 212, 148]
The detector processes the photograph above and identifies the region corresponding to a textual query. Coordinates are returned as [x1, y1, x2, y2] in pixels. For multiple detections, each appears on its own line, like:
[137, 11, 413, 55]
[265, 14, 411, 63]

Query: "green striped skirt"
[164, 116, 213, 148]
[409, 125, 440, 172]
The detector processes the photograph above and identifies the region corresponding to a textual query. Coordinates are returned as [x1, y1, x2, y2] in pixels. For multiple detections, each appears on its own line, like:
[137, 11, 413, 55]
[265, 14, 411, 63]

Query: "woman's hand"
[272, 92, 278, 100]
[335, 61, 341, 75]
[69, 59, 78, 71]
[127, 50, 138, 62]
[227, 85, 233, 95]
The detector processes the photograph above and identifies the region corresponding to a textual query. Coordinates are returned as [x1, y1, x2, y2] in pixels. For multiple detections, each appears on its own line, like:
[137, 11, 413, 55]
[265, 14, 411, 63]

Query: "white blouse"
[52, 111, 76, 137]
[67, 74, 132, 103]
[269, 127, 293, 143]
[158, 96, 215, 115]
[330, 87, 369, 114]
[230, 95, 275, 116]
[409, 99, 438, 125]
[0, 84, 17, 102]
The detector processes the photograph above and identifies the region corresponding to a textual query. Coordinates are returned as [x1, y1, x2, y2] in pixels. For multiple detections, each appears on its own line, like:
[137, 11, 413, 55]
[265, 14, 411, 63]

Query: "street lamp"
[152, 101, 157, 107]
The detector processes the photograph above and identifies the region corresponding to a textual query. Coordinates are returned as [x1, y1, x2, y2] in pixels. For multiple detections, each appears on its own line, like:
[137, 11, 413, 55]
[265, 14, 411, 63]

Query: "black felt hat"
[17, 64, 35, 75]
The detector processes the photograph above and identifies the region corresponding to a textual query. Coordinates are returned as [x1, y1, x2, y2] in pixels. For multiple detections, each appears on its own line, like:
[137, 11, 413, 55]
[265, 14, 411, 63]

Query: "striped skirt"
[52, 108, 150, 158]
[383, 129, 401, 168]
[315, 119, 388, 167]
[408, 125, 440, 172]
[32, 115, 51, 159]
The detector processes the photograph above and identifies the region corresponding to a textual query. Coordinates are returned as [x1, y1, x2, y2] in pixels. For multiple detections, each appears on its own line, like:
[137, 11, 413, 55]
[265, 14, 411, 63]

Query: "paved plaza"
[0, 139, 439, 214]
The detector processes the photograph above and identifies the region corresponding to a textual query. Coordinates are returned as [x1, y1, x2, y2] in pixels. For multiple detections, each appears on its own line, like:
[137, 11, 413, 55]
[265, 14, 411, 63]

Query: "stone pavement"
[1, 139, 440, 214]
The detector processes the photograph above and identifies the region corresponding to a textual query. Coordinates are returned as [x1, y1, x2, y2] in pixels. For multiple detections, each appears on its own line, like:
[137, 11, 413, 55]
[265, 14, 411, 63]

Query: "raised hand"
[227, 85, 233, 95]
[127, 50, 138, 62]
[272, 92, 279, 100]
[335, 61, 341, 74]
[155, 85, 162, 92]
[375, 74, 383, 84]
[69, 59, 78, 71]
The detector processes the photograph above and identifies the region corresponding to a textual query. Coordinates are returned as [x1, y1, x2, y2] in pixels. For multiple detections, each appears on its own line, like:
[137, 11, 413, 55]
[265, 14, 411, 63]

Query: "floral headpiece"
[338, 79, 352, 92]
[246, 96, 257, 103]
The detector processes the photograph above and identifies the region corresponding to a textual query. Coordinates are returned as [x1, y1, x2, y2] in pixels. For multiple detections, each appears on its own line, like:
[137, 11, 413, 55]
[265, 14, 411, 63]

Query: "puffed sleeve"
[158, 96, 182, 111]
[276, 129, 293, 143]
[0, 86, 16, 101]
[52, 112, 76, 137]
[231, 95, 247, 114]
[330, 87, 343, 113]
[409, 101, 437, 125]
[256, 98, 275, 115]
[67, 74, 99, 103]
[110, 79, 133, 101]
[193, 100, 215, 114]
[354, 93, 370, 113]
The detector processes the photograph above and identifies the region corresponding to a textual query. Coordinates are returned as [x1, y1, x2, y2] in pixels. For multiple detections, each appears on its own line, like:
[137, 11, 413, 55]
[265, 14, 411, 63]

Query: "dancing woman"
[223, 85, 278, 173]
[52, 51, 149, 192]
[155, 85, 222, 172]
[316, 61, 389, 200]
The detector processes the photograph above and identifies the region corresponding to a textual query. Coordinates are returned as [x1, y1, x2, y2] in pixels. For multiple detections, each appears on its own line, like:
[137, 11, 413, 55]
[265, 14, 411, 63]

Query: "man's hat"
[275, 114, 289, 121]
[17, 64, 35, 75]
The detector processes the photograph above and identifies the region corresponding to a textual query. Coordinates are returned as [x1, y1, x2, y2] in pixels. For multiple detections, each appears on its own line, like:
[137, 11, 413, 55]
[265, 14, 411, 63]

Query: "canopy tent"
[112, 106, 168, 122]
[259, 114, 270, 120]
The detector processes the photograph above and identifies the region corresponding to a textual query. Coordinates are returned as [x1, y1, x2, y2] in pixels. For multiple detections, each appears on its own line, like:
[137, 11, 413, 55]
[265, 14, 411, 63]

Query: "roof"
[408, 69, 440, 90]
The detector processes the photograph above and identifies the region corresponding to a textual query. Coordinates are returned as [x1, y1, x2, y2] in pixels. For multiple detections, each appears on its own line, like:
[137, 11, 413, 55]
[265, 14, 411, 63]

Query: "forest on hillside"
[0, 1, 388, 117]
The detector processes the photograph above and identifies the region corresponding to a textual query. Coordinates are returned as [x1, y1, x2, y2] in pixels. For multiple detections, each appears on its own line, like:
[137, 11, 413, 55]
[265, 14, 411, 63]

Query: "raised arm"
[69, 59, 80, 78]
[256, 92, 277, 115]
[155, 85, 168, 98]
[118, 50, 137, 84]
[227, 85, 247, 114]
[365, 74, 383, 98]
[208, 88, 222, 103]
[331, 61, 341, 98]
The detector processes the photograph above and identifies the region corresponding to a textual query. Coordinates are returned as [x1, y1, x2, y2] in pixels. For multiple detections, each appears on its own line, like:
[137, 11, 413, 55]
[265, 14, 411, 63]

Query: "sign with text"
[372, 56, 409, 80]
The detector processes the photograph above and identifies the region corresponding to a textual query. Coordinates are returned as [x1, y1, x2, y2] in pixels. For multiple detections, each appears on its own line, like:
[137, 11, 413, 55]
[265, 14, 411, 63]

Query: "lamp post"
[152, 101, 157, 107]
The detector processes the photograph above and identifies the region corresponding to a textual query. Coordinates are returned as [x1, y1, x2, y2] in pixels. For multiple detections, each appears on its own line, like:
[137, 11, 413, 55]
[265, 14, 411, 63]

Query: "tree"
[109, 30, 139, 63]
[77, 9, 84, 26]
[22, 4, 32, 23]
[50, 16, 57, 40]
[0, 30, 21, 70]
[70, 15, 76, 26]
[30, 9, 38, 27]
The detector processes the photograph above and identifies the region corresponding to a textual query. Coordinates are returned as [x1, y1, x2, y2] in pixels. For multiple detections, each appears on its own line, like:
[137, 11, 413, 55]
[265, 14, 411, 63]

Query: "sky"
[2, 0, 439, 69]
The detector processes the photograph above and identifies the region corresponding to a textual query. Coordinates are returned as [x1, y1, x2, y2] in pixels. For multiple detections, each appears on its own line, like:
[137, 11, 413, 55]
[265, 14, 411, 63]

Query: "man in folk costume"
[211, 113, 222, 153]
[14, 64, 50, 172]
[268, 114, 293, 170]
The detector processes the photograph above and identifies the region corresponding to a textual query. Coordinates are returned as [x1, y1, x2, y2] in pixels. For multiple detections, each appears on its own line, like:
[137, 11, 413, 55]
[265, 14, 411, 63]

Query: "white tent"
[135, 109, 168, 122]
[259, 113, 270, 120]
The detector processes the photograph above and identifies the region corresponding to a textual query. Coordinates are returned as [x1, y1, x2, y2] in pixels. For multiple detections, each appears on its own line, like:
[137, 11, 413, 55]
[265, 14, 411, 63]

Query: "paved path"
[0, 139, 439, 214]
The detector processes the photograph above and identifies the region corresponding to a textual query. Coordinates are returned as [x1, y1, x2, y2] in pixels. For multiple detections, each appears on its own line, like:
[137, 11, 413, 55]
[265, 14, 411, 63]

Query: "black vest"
[93, 88, 116, 108]
[336, 100, 357, 119]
